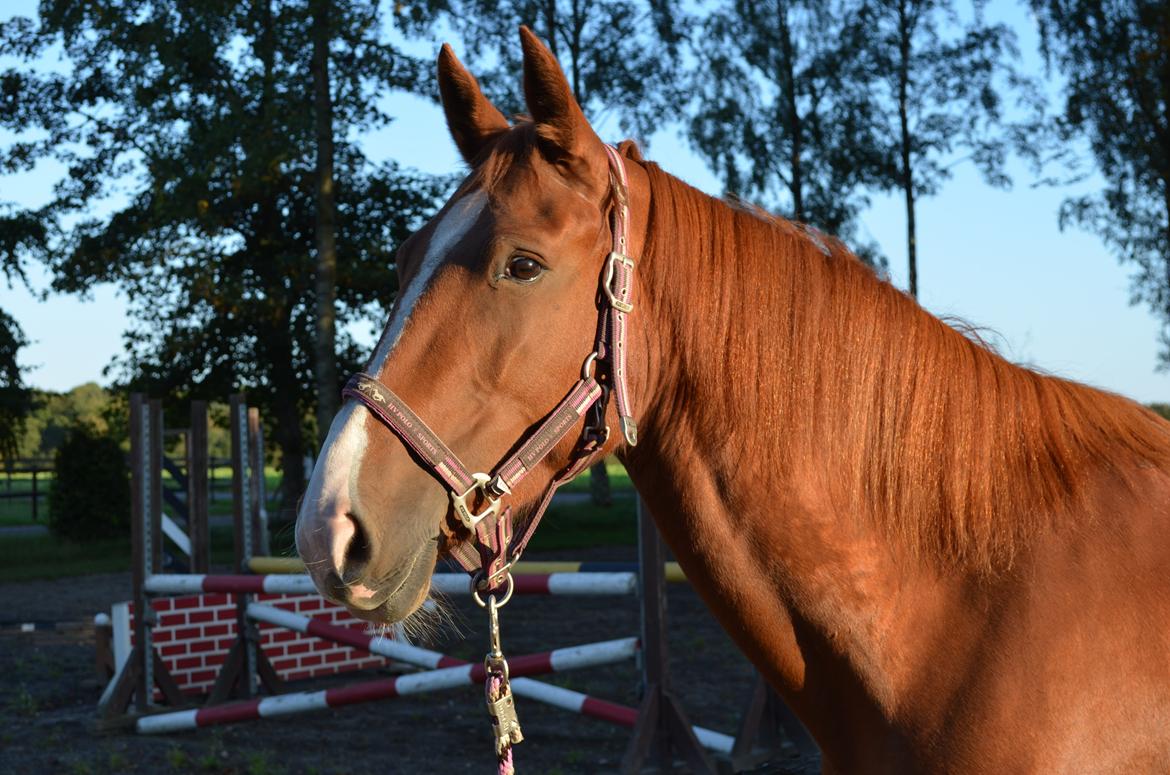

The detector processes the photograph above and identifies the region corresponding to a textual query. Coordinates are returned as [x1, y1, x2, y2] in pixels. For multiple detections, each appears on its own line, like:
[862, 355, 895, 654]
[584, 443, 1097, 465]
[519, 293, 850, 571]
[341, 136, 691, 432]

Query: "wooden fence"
[1, 459, 55, 521]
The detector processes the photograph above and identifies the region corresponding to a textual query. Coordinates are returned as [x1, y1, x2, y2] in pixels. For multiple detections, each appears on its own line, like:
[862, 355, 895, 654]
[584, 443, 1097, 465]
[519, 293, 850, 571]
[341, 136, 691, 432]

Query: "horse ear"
[519, 26, 606, 178]
[438, 44, 509, 164]
[616, 139, 644, 163]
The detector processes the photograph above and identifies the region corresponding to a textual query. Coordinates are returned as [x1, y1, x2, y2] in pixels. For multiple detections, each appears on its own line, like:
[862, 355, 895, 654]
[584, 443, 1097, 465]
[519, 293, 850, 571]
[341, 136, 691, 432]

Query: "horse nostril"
[339, 512, 371, 582]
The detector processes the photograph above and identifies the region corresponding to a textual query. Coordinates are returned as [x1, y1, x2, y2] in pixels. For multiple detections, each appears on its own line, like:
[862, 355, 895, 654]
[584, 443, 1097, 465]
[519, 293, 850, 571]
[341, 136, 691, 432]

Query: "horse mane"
[635, 160, 1170, 571]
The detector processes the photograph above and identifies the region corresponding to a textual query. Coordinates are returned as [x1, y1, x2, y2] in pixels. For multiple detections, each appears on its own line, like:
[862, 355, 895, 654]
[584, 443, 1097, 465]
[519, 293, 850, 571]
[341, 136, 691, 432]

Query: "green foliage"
[0, 307, 31, 464]
[18, 383, 114, 459]
[864, 0, 1026, 293]
[48, 422, 130, 543]
[1148, 403, 1170, 422]
[1028, 0, 1170, 365]
[406, 0, 685, 142]
[0, 1, 445, 513]
[685, 0, 1026, 279]
[686, 0, 886, 264]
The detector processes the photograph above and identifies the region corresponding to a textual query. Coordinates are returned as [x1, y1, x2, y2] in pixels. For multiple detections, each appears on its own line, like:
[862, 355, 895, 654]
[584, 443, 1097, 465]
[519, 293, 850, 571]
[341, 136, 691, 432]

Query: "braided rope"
[488, 671, 517, 775]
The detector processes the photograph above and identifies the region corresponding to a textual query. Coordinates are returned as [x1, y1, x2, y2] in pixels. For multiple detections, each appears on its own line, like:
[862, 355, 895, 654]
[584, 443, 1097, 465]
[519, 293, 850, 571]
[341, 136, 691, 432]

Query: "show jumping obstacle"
[136, 635, 644, 735]
[248, 554, 689, 583]
[98, 392, 800, 771]
[143, 571, 638, 597]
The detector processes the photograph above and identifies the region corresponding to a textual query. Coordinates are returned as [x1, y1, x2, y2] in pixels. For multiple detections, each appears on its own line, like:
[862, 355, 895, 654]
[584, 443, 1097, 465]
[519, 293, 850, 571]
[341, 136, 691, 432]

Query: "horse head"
[295, 28, 645, 624]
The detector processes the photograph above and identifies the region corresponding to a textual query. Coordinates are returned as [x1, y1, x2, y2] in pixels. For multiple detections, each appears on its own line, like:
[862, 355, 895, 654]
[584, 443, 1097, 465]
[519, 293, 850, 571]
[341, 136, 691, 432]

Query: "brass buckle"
[603, 251, 635, 314]
[450, 473, 502, 530]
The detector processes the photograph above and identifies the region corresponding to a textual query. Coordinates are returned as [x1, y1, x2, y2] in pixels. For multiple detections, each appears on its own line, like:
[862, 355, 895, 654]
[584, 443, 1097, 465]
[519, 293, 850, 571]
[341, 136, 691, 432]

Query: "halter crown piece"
[341, 146, 638, 772]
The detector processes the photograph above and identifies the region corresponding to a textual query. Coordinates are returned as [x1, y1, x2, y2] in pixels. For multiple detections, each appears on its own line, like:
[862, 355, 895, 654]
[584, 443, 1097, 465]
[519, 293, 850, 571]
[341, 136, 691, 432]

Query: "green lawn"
[560, 458, 632, 494]
[0, 465, 286, 527]
[0, 469, 638, 582]
[0, 535, 132, 582]
[0, 470, 55, 525]
[0, 460, 628, 528]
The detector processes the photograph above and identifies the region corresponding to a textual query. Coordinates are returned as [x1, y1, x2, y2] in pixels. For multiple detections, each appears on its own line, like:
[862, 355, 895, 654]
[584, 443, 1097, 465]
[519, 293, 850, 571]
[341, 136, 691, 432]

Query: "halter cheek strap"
[342, 145, 638, 592]
[602, 143, 637, 446]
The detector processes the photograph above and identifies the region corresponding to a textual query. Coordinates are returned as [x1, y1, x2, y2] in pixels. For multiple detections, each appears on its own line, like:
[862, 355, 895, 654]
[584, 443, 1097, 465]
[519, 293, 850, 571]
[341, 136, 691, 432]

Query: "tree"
[48, 421, 131, 543]
[865, 0, 1020, 296]
[686, 0, 887, 264]
[0, 308, 31, 465]
[0, 1, 443, 515]
[1028, 0, 1170, 364]
[312, 0, 339, 450]
[18, 384, 114, 459]
[405, 0, 684, 142]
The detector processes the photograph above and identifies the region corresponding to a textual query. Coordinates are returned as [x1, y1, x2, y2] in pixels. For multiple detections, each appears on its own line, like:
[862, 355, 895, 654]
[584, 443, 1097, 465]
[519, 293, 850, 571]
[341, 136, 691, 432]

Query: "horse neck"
[620, 170, 982, 761]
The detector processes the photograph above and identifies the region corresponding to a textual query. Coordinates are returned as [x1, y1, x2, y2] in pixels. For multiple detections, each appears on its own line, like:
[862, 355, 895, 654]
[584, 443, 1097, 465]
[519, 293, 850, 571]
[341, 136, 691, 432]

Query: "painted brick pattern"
[128, 593, 390, 695]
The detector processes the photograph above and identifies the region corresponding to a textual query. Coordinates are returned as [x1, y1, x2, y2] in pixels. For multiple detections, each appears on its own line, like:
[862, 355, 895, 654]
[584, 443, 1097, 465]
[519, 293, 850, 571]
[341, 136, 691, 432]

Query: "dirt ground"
[0, 547, 820, 775]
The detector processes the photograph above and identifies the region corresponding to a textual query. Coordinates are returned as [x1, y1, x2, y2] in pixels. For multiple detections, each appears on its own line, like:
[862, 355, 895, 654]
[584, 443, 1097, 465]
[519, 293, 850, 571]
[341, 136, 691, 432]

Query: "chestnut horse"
[296, 28, 1170, 773]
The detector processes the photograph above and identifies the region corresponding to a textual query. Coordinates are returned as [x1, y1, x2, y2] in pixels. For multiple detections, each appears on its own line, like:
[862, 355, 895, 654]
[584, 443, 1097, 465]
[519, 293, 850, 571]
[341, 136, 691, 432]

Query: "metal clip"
[486, 684, 524, 754]
[488, 595, 503, 660]
[482, 591, 523, 754]
[450, 472, 501, 530]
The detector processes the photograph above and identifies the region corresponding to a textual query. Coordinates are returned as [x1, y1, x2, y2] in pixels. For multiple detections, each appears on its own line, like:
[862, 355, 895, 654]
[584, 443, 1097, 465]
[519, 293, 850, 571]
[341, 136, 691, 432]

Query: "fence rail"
[1, 459, 55, 521]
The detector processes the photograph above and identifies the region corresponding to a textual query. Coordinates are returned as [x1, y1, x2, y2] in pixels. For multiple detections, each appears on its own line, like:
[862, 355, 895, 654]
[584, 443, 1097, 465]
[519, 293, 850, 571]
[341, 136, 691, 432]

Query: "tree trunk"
[311, 0, 339, 449]
[266, 306, 307, 522]
[898, 0, 918, 298]
[589, 460, 612, 507]
[777, 2, 804, 222]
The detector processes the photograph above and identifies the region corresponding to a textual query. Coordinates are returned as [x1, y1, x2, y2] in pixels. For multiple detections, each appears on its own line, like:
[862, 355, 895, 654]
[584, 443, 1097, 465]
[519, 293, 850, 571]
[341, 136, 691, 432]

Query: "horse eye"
[506, 256, 544, 282]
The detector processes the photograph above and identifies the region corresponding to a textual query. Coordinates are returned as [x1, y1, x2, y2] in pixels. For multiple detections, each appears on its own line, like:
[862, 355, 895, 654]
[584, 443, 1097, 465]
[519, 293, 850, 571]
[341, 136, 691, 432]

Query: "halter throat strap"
[342, 145, 638, 590]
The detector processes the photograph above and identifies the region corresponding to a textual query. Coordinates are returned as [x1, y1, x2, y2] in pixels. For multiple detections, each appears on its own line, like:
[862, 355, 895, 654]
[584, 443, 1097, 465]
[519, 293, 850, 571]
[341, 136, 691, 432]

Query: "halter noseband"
[342, 144, 638, 592]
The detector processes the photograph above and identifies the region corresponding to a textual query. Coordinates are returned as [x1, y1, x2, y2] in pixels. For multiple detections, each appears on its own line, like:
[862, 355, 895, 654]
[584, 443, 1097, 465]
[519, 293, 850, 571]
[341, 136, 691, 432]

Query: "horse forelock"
[636, 162, 1170, 572]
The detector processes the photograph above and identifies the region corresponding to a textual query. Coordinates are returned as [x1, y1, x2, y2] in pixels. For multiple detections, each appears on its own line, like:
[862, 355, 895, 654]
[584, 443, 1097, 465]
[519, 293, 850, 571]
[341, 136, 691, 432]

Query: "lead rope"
[475, 574, 522, 773]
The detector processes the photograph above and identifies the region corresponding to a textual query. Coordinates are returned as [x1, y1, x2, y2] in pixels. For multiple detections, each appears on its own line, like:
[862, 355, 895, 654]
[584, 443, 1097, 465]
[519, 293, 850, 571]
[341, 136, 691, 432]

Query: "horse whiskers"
[389, 591, 461, 647]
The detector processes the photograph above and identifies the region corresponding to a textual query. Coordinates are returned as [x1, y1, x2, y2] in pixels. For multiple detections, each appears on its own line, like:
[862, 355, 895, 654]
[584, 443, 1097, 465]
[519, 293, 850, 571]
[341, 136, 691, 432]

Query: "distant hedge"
[48, 423, 130, 542]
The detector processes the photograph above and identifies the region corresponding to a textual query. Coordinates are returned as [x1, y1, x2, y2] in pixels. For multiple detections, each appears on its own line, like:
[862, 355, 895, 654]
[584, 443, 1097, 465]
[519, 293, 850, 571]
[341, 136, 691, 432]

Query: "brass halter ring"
[471, 570, 515, 609]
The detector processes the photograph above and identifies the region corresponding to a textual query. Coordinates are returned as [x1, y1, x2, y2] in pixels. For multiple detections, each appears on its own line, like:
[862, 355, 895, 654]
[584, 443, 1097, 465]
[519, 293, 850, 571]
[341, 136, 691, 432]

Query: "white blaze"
[297, 190, 487, 546]
[368, 190, 488, 375]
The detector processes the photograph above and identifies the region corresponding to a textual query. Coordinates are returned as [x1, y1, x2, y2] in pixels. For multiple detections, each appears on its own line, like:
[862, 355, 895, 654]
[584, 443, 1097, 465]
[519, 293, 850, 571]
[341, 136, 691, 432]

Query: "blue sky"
[1, 1, 1166, 403]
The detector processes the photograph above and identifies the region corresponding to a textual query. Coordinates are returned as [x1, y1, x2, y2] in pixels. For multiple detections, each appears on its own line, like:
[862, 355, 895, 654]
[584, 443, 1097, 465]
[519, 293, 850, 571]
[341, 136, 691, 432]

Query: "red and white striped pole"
[142, 572, 636, 597]
[244, 603, 734, 754]
[136, 633, 638, 735]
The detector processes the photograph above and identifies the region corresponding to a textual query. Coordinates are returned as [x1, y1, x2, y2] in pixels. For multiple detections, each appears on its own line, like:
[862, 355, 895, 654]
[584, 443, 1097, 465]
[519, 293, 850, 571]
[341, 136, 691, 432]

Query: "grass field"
[0, 466, 283, 527]
[0, 460, 636, 583]
[0, 470, 55, 526]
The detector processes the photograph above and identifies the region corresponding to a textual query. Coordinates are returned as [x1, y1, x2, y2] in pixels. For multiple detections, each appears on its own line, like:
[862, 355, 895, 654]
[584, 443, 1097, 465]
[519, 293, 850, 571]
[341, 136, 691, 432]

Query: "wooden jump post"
[210, 393, 281, 706]
[99, 393, 254, 724]
[99, 394, 184, 721]
[187, 401, 209, 573]
[622, 497, 719, 773]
